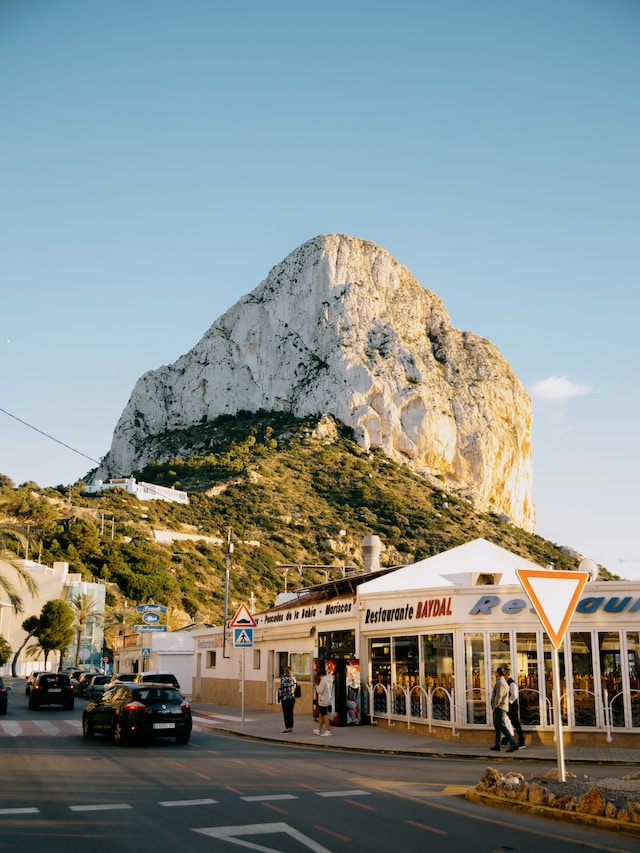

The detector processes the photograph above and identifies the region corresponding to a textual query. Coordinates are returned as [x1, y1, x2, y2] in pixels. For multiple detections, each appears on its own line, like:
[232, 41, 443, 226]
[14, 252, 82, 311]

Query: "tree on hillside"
[0, 521, 39, 612]
[11, 614, 39, 677]
[32, 599, 74, 668]
[70, 592, 103, 666]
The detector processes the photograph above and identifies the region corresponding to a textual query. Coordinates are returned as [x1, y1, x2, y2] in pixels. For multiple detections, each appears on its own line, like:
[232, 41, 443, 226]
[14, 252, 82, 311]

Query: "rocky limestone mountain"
[96, 234, 535, 530]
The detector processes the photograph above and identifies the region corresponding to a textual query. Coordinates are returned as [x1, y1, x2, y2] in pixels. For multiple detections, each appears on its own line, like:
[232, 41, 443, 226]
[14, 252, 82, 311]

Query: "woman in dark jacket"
[278, 667, 297, 733]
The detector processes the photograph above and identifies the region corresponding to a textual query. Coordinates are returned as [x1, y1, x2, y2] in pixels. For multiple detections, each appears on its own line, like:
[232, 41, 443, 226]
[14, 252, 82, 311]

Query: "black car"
[82, 683, 192, 745]
[76, 671, 101, 697]
[28, 672, 75, 710]
[85, 674, 111, 701]
[0, 676, 11, 715]
[131, 671, 181, 691]
[102, 673, 136, 692]
[25, 670, 48, 695]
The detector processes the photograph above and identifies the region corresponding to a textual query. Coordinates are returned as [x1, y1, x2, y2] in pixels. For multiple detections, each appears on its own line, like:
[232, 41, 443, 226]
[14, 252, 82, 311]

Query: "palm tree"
[103, 603, 135, 644]
[0, 521, 39, 613]
[69, 592, 103, 667]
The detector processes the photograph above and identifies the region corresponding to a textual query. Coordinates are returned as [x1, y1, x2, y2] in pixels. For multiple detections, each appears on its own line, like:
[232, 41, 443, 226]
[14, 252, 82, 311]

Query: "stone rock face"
[97, 234, 535, 529]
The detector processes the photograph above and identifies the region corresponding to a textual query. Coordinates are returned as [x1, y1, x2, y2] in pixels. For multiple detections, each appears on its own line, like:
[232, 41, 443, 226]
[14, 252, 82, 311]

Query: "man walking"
[490, 667, 519, 753]
[502, 667, 526, 748]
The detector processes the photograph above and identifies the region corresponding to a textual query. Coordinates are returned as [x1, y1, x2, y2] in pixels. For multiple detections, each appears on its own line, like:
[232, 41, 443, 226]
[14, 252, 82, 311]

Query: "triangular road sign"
[229, 602, 257, 628]
[516, 568, 589, 649]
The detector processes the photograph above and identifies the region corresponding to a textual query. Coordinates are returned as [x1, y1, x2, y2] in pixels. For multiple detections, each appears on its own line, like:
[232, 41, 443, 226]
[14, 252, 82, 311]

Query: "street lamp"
[223, 527, 233, 659]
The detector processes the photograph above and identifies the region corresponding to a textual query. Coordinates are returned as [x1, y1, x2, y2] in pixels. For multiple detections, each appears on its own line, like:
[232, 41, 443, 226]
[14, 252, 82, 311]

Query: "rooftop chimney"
[362, 534, 382, 573]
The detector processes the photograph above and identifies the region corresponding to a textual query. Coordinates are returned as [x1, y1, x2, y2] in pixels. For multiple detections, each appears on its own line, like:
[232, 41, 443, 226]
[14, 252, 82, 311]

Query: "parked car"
[82, 683, 192, 745]
[103, 673, 137, 692]
[25, 670, 48, 695]
[76, 671, 101, 697]
[0, 676, 12, 715]
[131, 672, 181, 691]
[86, 674, 111, 701]
[63, 668, 96, 694]
[28, 672, 74, 710]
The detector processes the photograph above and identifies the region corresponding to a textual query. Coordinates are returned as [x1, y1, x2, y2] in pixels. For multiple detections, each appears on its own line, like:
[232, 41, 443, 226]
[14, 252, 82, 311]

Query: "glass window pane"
[571, 632, 596, 727]
[463, 632, 486, 724]
[515, 632, 541, 726]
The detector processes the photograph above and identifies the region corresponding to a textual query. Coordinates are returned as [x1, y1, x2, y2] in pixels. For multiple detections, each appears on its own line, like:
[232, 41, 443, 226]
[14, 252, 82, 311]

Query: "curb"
[465, 789, 640, 838]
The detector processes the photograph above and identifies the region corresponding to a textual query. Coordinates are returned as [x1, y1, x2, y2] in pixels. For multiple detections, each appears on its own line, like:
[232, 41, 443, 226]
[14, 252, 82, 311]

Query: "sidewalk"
[191, 701, 640, 767]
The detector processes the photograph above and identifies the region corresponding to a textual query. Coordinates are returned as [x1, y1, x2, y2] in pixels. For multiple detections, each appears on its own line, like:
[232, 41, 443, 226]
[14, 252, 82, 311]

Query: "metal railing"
[361, 683, 640, 740]
[362, 682, 457, 737]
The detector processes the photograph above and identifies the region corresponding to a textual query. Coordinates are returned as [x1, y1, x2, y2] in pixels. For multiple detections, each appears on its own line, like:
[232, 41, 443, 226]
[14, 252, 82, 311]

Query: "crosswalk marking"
[0, 718, 197, 737]
[0, 719, 82, 737]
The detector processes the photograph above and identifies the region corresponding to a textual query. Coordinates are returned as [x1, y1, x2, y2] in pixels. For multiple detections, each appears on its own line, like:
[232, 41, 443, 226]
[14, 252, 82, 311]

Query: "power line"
[0, 405, 101, 466]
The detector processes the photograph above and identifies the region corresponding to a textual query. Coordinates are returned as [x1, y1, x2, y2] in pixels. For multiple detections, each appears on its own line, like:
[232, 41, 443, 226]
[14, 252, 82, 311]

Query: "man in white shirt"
[490, 667, 519, 753]
[503, 666, 526, 748]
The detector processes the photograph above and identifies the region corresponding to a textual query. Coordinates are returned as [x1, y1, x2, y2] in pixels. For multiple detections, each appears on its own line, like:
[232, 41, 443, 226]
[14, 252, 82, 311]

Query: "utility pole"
[223, 527, 233, 659]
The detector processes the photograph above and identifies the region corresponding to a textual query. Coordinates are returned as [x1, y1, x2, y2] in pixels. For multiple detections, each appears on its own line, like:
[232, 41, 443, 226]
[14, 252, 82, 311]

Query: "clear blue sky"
[1, 1, 638, 578]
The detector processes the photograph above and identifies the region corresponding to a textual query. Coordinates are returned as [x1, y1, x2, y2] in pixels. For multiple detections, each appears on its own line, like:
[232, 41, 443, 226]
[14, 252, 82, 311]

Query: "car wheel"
[113, 720, 129, 746]
[65, 701, 75, 711]
[0, 704, 7, 716]
[82, 716, 94, 739]
[175, 732, 190, 745]
[28, 697, 37, 710]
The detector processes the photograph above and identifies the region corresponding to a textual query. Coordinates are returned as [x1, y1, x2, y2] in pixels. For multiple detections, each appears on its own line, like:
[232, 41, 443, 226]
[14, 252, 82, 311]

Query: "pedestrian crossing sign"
[233, 627, 253, 648]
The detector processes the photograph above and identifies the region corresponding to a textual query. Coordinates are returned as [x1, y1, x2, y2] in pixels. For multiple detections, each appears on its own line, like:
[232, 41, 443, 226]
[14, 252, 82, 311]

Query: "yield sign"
[516, 568, 589, 649]
[229, 602, 257, 628]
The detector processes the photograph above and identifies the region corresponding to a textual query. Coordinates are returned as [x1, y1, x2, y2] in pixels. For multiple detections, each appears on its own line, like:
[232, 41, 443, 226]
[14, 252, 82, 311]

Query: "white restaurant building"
[190, 538, 640, 746]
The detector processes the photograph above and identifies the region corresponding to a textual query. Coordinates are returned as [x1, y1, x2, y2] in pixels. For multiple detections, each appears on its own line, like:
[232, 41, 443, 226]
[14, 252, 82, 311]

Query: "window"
[421, 633, 454, 690]
[463, 632, 486, 724]
[369, 637, 391, 685]
[318, 630, 356, 659]
[208, 650, 216, 668]
[253, 649, 261, 670]
[290, 652, 311, 681]
[393, 636, 419, 689]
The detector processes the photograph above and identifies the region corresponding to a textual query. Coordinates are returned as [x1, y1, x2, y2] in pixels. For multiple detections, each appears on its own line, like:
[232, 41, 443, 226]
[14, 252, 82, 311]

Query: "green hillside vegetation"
[0, 412, 619, 631]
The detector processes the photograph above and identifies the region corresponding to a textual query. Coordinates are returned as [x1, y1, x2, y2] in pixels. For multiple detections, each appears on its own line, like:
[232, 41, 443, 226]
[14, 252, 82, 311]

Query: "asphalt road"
[1, 684, 639, 853]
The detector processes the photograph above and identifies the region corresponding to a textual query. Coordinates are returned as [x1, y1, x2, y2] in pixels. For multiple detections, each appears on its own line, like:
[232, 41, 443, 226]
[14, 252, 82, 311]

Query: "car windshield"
[136, 687, 180, 703]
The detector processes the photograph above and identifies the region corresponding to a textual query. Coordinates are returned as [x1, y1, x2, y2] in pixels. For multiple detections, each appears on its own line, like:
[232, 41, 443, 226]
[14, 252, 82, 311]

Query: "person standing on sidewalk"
[278, 667, 297, 733]
[314, 663, 335, 737]
[502, 667, 526, 748]
[490, 667, 519, 753]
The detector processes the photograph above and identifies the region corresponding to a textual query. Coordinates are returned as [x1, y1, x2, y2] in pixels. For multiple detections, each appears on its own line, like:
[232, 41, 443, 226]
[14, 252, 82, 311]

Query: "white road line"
[0, 807, 39, 815]
[69, 803, 133, 812]
[241, 794, 299, 802]
[193, 822, 333, 852]
[159, 798, 219, 807]
[191, 714, 254, 724]
[0, 721, 23, 736]
[315, 789, 371, 798]
[34, 720, 60, 736]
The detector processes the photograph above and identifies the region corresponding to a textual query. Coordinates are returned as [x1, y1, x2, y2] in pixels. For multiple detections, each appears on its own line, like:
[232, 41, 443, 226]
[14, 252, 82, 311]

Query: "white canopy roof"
[358, 538, 548, 594]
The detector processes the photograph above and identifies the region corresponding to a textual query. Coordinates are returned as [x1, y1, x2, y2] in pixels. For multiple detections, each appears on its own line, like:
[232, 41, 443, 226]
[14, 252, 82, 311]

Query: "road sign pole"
[241, 649, 245, 727]
[552, 645, 566, 782]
